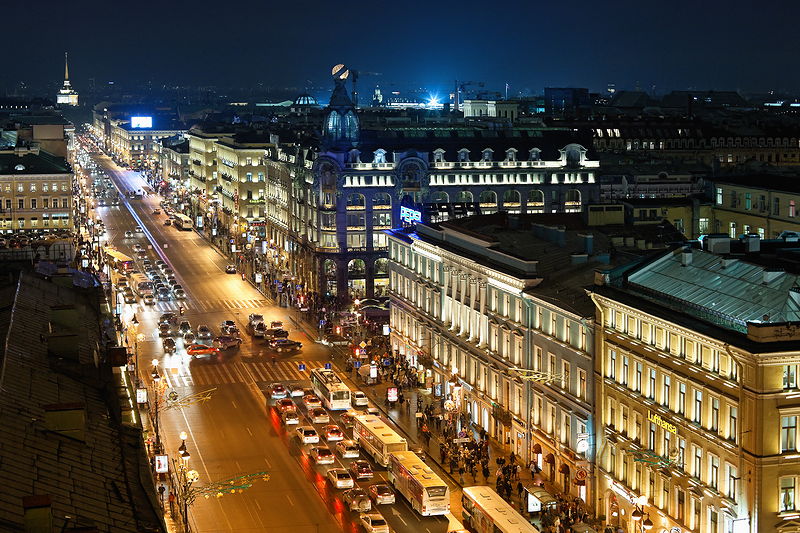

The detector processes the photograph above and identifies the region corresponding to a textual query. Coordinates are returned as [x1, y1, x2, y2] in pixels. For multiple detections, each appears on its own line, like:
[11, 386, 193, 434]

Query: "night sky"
[6, 0, 800, 95]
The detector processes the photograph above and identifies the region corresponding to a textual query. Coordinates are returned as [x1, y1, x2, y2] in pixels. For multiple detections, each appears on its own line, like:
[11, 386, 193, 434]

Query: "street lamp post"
[631, 496, 654, 533]
[151, 359, 163, 453]
[176, 431, 198, 533]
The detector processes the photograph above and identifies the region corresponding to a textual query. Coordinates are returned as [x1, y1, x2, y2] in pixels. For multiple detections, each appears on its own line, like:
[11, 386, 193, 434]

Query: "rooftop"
[0, 149, 71, 175]
[710, 173, 800, 194]
[0, 273, 164, 532]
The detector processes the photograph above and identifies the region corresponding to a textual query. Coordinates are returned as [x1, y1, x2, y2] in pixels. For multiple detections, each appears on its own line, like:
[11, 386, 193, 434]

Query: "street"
[89, 149, 463, 533]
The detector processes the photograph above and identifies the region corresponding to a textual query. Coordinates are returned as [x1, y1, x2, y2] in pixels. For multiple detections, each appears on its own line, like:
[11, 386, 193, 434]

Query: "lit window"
[781, 477, 796, 512]
[782, 416, 797, 452]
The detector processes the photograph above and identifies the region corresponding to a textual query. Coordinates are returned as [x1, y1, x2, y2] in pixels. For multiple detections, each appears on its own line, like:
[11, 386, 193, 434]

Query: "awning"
[558, 464, 570, 474]
[544, 453, 555, 464]
[524, 484, 557, 505]
[532, 443, 542, 454]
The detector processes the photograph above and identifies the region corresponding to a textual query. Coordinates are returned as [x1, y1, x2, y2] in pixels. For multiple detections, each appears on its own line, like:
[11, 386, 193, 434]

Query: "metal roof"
[628, 248, 800, 331]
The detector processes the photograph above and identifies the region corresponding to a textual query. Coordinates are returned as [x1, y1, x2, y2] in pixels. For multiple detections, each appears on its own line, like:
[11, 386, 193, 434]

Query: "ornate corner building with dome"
[292, 69, 601, 302]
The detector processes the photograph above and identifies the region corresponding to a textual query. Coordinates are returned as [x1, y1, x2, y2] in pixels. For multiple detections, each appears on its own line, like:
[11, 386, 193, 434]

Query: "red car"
[323, 424, 344, 441]
[187, 343, 218, 357]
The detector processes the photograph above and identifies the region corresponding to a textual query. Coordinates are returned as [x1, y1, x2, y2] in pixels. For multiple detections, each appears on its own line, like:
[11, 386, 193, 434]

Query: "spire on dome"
[64, 52, 69, 81]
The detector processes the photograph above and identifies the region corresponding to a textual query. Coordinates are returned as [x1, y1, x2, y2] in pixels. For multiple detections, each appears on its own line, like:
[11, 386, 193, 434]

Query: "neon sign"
[400, 206, 422, 224]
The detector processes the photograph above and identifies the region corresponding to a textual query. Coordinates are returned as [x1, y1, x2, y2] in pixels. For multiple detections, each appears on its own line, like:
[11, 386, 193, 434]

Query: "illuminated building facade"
[0, 146, 74, 232]
[108, 117, 185, 168]
[590, 236, 800, 533]
[710, 175, 800, 240]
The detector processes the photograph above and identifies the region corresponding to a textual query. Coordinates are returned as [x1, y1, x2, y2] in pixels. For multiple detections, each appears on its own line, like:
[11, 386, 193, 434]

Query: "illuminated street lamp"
[631, 496, 653, 533]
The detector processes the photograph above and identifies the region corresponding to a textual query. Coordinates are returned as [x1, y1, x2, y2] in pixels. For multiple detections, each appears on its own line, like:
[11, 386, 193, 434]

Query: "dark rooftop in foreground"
[0, 149, 71, 174]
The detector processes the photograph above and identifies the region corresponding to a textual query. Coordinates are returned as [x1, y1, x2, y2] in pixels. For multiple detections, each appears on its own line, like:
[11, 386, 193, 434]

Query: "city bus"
[352, 414, 407, 467]
[310, 368, 351, 410]
[130, 272, 154, 298]
[388, 450, 450, 516]
[173, 213, 193, 230]
[103, 246, 135, 272]
[462, 486, 541, 533]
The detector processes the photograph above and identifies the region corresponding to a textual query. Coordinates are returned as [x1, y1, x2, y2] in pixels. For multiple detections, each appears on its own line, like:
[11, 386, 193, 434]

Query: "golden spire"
[64, 52, 69, 81]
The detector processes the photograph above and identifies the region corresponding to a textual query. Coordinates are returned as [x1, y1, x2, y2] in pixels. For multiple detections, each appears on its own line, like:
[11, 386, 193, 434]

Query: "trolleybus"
[173, 214, 193, 230]
[310, 368, 351, 410]
[130, 272, 154, 298]
[388, 450, 449, 516]
[103, 246, 135, 272]
[462, 486, 541, 533]
[352, 414, 407, 467]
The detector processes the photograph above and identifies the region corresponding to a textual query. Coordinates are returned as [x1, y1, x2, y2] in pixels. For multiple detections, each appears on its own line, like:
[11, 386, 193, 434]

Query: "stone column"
[478, 281, 488, 346]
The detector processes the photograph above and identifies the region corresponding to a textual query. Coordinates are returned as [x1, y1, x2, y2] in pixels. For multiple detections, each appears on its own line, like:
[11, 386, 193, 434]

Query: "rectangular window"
[711, 398, 720, 432]
[785, 365, 799, 389]
[782, 416, 797, 452]
[17, 199, 24, 209]
[678, 382, 686, 414]
[727, 464, 738, 501]
[745, 193, 752, 210]
[774, 197, 781, 216]
[791, 200, 797, 218]
[634, 362, 642, 392]
[729, 407, 738, 442]
[622, 356, 629, 386]
[561, 361, 570, 392]
[649, 369, 656, 400]
[694, 446, 703, 479]
[663, 375, 671, 407]
[781, 477, 797, 511]
[578, 369, 587, 401]
[649, 422, 656, 450]
[43, 198, 49, 208]
[716, 187, 723, 205]
[678, 438, 686, 471]
[30, 199, 36, 209]
[609, 350, 617, 380]
[694, 390, 703, 424]
[710, 455, 719, 489]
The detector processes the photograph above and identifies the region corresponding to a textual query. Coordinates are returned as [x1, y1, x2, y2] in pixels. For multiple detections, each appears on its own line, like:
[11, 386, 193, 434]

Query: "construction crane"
[454, 80, 485, 110]
[350, 70, 382, 107]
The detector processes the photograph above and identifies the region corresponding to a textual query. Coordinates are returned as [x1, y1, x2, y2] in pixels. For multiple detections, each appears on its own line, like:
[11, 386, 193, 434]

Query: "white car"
[303, 395, 322, 409]
[336, 440, 360, 459]
[309, 408, 329, 424]
[281, 411, 300, 425]
[296, 426, 319, 444]
[326, 468, 354, 489]
[310, 447, 335, 465]
[358, 512, 389, 533]
[352, 391, 369, 407]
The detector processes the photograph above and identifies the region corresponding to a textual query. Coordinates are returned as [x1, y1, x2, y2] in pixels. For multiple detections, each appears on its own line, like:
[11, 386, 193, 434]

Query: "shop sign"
[369, 364, 378, 379]
[648, 411, 677, 434]
[382, 324, 391, 336]
[576, 432, 590, 453]
[387, 387, 398, 402]
[255, 273, 262, 283]
[399, 206, 422, 224]
[154, 455, 169, 474]
[136, 388, 148, 404]
[575, 468, 588, 482]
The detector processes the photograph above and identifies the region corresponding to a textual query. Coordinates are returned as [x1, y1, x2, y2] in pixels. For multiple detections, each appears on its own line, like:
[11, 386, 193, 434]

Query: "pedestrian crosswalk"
[149, 298, 270, 313]
[180, 360, 320, 387]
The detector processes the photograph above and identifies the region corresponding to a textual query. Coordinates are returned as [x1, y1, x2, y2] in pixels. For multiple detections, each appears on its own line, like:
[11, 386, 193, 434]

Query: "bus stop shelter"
[524, 484, 557, 513]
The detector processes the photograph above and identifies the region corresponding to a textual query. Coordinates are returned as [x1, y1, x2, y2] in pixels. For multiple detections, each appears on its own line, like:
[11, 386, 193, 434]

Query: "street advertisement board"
[387, 387, 398, 402]
[154, 455, 169, 474]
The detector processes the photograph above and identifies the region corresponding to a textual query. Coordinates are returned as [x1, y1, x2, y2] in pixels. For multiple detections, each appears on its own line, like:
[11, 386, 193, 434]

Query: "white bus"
[352, 415, 407, 467]
[174, 213, 193, 230]
[388, 450, 450, 516]
[462, 486, 541, 533]
[130, 272, 154, 298]
[310, 368, 351, 410]
[103, 246, 135, 272]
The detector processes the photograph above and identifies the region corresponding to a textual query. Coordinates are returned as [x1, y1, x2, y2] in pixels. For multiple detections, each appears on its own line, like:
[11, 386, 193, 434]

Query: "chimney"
[742, 233, 761, 253]
[579, 233, 594, 255]
[681, 249, 693, 266]
[22, 495, 52, 533]
[43, 403, 86, 441]
[704, 234, 731, 254]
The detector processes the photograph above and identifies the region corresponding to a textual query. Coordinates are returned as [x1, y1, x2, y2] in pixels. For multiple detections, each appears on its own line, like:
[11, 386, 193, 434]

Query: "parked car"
[310, 447, 335, 465]
[225, 264, 236, 274]
[352, 391, 369, 407]
[336, 440, 360, 459]
[296, 426, 319, 444]
[326, 468, 354, 489]
[213, 336, 242, 350]
[248, 313, 264, 327]
[343, 488, 372, 512]
[267, 338, 302, 353]
[368, 484, 395, 505]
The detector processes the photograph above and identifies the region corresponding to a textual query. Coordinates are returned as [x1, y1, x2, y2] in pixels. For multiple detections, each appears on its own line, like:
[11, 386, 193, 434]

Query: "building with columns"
[386, 213, 681, 512]
[590, 234, 800, 533]
[56, 52, 78, 107]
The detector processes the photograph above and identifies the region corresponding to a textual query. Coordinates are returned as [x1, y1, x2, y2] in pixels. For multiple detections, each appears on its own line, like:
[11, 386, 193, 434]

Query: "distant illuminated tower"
[322, 64, 359, 150]
[56, 52, 79, 106]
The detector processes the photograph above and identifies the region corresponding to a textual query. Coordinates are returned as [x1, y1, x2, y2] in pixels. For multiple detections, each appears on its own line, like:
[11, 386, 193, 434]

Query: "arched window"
[374, 258, 389, 275]
[347, 193, 365, 208]
[323, 259, 337, 278]
[348, 259, 366, 275]
[564, 189, 581, 212]
[479, 190, 497, 205]
[431, 191, 449, 203]
[502, 190, 521, 205]
[455, 190, 473, 202]
[326, 112, 341, 140]
[528, 189, 544, 204]
[372, 192, 391, 208]
[344, 111, 359, 142]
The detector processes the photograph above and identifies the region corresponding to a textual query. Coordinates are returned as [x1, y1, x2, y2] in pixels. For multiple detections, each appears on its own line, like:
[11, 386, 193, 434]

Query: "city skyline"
[5, 0, 800, 96]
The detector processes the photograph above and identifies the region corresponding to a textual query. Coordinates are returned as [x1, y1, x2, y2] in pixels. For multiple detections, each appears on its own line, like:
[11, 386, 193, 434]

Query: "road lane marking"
[246, 426, 253, 437]
[232, 400, 238, 409]
[286, 494, 295, 507]
[264, 457, 272, 468]
[255, 500, 262, 511]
